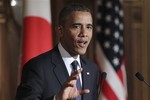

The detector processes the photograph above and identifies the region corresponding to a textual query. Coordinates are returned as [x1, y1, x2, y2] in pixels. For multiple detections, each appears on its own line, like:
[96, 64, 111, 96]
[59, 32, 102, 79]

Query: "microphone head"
[101, 72, 107, 80]
[135, 72, 144, 81]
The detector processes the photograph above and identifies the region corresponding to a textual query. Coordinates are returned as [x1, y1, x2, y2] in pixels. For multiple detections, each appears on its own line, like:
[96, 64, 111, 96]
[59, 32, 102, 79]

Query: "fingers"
[70, 68, 83, 78]
[67, 68, 83, 83]
[74, 89, 90, 97]
[79, 89, 90, 95]
[59, 68, 90, 99]
[63, 68, 82, 88]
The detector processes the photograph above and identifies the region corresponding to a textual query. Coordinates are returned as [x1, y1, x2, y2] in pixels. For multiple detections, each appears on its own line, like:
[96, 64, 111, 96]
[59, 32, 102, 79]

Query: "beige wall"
[0, 0, 150, 100]
[124, 0, 150, 99]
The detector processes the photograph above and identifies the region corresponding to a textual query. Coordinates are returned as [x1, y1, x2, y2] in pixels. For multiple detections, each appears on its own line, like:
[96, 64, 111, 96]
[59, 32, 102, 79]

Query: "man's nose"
[79, 27, 87, 37]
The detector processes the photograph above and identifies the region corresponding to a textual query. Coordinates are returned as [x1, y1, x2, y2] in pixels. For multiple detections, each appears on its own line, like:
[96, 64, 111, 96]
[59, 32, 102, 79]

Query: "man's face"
[60, 11, 93, 56]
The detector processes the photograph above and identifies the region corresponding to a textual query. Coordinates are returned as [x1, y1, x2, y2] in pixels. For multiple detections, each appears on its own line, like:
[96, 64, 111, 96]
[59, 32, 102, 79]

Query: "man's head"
[57, 3, 93, 56]
[58, 3, 92, 26]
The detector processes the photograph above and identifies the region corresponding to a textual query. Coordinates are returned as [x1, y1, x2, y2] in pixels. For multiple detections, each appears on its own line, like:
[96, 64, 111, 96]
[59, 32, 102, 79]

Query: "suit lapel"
[80, 57, 92, 99]
[81, 57, 91, 88]
[51, 47, 69, 86]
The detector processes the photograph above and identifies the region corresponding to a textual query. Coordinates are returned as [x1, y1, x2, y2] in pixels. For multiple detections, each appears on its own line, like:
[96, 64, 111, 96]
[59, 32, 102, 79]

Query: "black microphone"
[135, 72, 150, 87]
[98, 72, 107, 97]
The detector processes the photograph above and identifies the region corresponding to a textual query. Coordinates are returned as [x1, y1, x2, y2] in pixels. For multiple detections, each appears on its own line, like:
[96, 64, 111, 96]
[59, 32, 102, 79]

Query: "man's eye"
[87, 26, 93, 29]
[72, 25, 81, 29]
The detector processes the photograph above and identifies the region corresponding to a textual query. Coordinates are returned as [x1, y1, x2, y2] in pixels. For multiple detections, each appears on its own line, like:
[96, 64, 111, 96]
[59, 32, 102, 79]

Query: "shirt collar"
[58, 42, 81, 66]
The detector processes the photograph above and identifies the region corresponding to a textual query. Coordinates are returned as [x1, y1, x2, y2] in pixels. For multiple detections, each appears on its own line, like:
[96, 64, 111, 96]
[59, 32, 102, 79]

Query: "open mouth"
[77, 40, 88, 48]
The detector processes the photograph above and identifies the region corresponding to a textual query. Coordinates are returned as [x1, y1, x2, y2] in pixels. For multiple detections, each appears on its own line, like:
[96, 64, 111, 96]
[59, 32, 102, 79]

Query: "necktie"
[71, 60, 82, 100]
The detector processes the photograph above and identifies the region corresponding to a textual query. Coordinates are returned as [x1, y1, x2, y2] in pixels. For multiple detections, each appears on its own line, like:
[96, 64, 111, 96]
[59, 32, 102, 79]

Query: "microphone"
[135, 72, 150, 87]
[98, 72, 107, 97]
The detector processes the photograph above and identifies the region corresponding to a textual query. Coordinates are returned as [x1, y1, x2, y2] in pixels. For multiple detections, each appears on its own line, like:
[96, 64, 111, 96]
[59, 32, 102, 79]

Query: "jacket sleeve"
[15, 60, 54, 100]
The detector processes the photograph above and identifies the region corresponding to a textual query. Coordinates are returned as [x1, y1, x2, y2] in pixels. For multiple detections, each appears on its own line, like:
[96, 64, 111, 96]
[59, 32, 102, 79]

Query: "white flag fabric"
[95, 0, 128, 99]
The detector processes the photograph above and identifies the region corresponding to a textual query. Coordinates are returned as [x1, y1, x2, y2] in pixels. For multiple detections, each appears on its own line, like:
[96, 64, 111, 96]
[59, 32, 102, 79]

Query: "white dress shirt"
[58, 43, 82, 84]
[54, 43, 83, 100]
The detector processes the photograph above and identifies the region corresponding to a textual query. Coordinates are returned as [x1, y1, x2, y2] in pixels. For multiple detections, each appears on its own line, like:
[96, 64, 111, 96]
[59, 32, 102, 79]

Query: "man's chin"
[77, 50, 87, 55]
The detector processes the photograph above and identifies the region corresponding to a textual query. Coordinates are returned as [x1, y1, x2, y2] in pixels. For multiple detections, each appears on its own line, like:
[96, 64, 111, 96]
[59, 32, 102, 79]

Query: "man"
[16, 3, 100, 100]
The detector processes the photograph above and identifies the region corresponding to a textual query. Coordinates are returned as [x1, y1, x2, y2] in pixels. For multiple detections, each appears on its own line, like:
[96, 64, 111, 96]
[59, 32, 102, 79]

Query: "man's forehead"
[68, 11, 92, 20]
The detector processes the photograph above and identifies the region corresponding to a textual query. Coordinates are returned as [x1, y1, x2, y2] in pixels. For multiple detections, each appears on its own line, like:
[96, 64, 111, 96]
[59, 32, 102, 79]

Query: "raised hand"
[56, 68, 90, 100]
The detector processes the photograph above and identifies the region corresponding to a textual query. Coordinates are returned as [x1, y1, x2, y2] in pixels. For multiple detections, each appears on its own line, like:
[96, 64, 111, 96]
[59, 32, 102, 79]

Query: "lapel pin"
[87, 72, 90, 75]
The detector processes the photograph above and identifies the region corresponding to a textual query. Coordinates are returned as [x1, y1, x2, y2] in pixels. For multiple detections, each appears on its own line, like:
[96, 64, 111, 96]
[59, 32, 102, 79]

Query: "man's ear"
[56, 25, 63, 37]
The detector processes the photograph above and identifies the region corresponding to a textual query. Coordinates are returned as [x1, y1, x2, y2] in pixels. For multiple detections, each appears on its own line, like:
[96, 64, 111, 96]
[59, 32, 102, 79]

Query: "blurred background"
[0, 0, 150, 100]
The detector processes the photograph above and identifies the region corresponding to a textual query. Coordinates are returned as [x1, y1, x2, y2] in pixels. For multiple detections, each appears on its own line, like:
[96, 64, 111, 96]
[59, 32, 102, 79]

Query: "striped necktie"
[71, 60, 82, 100]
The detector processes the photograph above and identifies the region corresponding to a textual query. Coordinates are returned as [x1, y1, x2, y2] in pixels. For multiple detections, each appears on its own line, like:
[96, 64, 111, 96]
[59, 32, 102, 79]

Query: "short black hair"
[58, 3, 92, 25]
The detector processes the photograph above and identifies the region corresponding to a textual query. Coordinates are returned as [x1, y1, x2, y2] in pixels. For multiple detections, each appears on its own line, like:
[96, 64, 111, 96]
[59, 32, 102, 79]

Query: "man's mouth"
[77, 40, 88, 48]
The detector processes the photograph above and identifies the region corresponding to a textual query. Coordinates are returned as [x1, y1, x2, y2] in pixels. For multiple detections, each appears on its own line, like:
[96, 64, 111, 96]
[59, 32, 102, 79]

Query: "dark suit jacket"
[16, 46, 100, 100]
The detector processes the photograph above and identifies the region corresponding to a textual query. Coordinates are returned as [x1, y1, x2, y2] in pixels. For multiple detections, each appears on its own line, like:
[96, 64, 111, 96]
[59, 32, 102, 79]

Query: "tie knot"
[71, 60, 79, 71]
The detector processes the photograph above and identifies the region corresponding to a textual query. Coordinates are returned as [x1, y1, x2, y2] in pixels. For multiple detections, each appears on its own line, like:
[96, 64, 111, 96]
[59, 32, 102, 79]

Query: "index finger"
[71, 68, 83, 78]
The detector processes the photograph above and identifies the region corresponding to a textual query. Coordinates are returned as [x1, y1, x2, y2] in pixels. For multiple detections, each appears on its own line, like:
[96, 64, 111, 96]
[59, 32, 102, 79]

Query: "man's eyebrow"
[72, 23, 93, 26]
[72, 23, 82, 26]
[87, 24, 93, 27]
